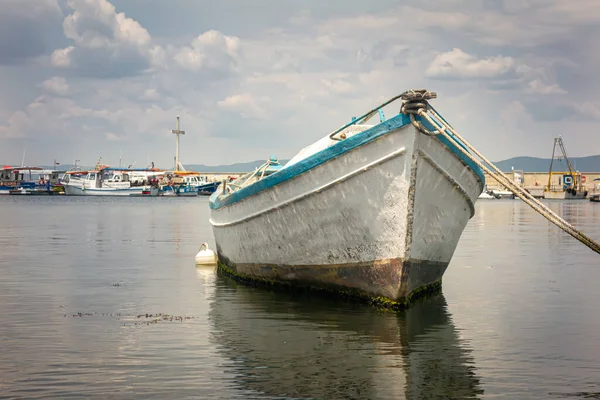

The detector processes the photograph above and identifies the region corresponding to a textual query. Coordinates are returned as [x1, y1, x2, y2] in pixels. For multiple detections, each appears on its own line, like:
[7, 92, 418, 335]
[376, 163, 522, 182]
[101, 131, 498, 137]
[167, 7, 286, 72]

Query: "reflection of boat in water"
[209, 277, 483, 399]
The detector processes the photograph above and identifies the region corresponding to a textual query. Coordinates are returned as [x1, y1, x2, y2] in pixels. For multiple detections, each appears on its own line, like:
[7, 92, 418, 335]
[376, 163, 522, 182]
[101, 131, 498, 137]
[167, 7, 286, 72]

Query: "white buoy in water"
[195, 243, 217, 265]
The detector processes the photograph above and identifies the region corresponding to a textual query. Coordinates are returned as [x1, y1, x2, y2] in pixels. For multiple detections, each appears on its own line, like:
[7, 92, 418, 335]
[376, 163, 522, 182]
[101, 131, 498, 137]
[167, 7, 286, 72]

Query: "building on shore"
[484, 171, 600, 198]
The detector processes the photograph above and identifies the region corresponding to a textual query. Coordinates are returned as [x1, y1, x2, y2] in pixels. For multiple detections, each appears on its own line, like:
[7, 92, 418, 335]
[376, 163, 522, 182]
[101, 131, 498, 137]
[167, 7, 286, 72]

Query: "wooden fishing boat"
[209, 90, 485, 307]
[61, 167, 159, 196]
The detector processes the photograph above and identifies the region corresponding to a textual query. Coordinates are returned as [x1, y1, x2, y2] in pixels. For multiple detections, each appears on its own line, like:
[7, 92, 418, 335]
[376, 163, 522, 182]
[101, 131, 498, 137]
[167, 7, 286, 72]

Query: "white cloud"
[426, 48, 515, 79]
[320, 76, 356, 95]
[62, 0, 151, 49]
[174, 30, 241, 72]
[577, 102, 600, 120]
[40, 77, 69, 96]
[217, 93, 269, 120]
[50, 2, 243, 80]
[526, 80, 567, 95]
[501, 100, 534, 127]
[51, 0, 156, 77]
[113, 12, 151, 47]
[0, 96, 74, 139]
[50, 46, 75, 67]
[106, 132, 127, 141]
[142, 89, 160, 101]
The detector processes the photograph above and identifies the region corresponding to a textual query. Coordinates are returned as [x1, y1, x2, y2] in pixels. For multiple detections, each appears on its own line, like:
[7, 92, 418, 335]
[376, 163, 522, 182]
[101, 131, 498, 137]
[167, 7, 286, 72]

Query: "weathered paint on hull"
[210, 123, 482, 306]
[217, 255, 445, 308]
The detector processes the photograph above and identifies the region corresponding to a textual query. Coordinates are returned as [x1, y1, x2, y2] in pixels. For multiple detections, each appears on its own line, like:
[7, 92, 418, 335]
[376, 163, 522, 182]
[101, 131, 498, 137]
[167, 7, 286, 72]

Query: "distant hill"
[37, 164, 84, 171]
[493, 155, 600, 172]
[188, 155, 600, 173]
[24, 155, 600, 173]
[31, 161, 283, 172]
[184, 160, 290, 173]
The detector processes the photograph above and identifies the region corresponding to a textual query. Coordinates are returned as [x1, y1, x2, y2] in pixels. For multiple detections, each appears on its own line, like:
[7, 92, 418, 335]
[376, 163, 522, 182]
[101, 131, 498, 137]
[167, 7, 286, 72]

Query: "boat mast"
[171, 115, 186, 172]
[546, 138, 558, 190]
[557, 136, 575, 176]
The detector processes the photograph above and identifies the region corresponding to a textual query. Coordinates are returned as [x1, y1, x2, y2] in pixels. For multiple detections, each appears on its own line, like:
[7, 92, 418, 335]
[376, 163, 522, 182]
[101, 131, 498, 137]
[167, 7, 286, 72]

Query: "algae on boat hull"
[216, 261, 442, 311]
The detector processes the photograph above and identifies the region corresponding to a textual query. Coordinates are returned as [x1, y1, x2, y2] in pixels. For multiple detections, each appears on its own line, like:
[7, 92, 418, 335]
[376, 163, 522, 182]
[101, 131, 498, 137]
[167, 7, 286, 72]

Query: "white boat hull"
[478, 192, 496, 199]
[63, 184, 150, 196]
[492, 190, 514, 199]
[210, 122, 483, 304]
[543, 189, 588, 200]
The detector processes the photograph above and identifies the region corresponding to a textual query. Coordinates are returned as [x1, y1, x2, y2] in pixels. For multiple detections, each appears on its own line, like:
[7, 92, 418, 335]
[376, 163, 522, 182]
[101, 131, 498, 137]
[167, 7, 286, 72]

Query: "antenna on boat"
[21, 147, 26, 167]
[171, 115, 186, 172]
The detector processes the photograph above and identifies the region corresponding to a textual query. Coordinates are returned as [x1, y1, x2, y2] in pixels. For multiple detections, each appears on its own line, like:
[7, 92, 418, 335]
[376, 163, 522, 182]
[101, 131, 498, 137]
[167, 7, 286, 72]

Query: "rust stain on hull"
[217, 253, 447, 309]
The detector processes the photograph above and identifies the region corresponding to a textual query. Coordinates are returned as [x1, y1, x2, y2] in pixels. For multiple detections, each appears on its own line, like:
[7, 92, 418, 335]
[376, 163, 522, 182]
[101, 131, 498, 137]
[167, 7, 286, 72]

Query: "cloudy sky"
[1, 0, 599, 168]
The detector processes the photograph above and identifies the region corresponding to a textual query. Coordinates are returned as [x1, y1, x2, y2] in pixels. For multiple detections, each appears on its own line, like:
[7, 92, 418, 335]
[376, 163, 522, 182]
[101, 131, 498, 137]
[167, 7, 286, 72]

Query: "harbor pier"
[484, 171, 600, 198]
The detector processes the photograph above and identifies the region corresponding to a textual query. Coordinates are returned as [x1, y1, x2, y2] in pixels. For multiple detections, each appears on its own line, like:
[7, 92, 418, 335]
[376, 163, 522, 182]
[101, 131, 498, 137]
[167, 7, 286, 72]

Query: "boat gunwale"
[209, 113, 485, 210]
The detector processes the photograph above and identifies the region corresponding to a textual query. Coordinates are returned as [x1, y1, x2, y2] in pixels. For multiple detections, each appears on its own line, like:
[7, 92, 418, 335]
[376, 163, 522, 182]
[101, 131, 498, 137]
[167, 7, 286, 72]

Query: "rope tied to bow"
[398, 89, 600, 255]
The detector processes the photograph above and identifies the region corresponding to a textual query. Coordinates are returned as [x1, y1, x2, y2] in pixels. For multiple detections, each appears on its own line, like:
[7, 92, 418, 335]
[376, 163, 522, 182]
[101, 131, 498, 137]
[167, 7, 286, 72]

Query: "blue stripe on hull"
[210, 113, 484, 210]
[198, 182, 219, 194]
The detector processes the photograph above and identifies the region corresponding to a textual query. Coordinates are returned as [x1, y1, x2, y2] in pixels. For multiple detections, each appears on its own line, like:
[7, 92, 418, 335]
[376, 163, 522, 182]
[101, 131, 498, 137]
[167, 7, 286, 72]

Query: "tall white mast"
[171, 115, 186, 172]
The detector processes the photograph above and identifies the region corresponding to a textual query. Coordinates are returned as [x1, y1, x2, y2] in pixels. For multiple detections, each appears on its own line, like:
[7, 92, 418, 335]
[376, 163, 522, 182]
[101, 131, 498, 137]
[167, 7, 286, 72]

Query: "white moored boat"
[590, 178, 600, 202]
[209, 90, 485, 307]
[62, 167, 157, 196]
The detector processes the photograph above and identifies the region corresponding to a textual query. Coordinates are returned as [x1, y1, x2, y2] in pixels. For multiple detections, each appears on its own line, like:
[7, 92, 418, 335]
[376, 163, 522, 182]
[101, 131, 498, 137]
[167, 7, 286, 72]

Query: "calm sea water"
[0, 196, 599, 399]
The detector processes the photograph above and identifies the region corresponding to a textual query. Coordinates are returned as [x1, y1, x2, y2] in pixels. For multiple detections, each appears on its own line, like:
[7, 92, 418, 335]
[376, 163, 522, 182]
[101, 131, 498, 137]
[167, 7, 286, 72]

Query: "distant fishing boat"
[492, 189, 515, 199]
[590, 178, 600, 202]
[477, 187, 514, 200]
[158, 171, 218, 196]
[478, 189, 499, 200]
[157, 174, 198, 197]
[197, 180, 220, 195]
[209, 90, 484, 307]
[61, 166, 159, 196]
[0, 166, 46, 195]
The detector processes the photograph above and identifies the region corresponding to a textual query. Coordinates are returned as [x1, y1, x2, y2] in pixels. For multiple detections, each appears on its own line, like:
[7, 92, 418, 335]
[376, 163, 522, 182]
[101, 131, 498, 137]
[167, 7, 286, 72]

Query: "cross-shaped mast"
[171, 115, 186, 172]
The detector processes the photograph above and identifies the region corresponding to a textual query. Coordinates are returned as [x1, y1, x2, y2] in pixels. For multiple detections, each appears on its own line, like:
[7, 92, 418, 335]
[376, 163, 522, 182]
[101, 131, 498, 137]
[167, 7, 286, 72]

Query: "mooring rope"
[398, 89, 600, 255]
